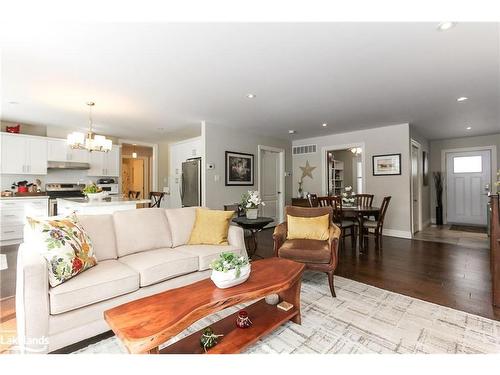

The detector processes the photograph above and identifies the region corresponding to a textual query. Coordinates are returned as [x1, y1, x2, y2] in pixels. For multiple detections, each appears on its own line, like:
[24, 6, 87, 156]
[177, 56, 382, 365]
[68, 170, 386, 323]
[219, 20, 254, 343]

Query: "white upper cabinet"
[48, 138, 89, 163]
[0, 133, 47, 175]
[87, 145, 120, 177]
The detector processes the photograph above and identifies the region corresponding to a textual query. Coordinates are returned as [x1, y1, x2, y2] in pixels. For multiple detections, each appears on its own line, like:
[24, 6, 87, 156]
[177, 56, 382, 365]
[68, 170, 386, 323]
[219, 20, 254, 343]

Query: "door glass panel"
[453, 156, 482, 173]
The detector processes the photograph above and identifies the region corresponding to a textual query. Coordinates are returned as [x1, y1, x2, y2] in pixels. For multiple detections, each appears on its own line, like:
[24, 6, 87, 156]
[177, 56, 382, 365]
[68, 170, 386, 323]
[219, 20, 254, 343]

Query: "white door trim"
[410, 139, 423, 235]
[258, 145, 285, 224]
[118, 139, 159, 191]
[440, 145, 497, 224]
[321, 142, 366, 195]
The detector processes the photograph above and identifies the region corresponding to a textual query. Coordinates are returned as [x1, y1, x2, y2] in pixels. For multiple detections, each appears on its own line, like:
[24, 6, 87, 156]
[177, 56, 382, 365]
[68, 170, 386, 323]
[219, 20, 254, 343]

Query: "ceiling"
[1, 22, 498, 141]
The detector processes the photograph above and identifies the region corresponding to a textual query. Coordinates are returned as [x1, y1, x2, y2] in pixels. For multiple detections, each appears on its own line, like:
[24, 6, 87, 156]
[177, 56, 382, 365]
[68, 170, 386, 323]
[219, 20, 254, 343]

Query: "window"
[453, 156, 482, 173]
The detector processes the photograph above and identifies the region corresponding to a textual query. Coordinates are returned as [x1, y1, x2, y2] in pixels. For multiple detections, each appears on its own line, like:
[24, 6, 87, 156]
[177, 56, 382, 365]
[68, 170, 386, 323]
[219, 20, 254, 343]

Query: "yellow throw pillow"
[287, 214, 330, 241]
[188, 208, 235, 245]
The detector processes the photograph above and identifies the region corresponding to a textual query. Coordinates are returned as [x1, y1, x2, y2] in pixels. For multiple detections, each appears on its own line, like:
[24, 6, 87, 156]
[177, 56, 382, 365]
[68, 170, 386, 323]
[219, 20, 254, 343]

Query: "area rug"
[73, 273, 500, 354]
[449, 225, 487, 234]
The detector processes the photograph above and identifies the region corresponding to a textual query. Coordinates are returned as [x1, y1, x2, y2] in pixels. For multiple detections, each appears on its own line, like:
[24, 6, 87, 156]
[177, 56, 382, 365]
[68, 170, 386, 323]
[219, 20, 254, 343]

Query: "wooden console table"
[104, 258, 305, 354]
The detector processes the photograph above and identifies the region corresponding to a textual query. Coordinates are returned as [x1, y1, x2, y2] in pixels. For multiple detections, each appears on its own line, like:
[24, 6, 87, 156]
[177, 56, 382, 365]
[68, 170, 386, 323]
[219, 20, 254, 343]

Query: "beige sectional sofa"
[16, 207, 246, 353]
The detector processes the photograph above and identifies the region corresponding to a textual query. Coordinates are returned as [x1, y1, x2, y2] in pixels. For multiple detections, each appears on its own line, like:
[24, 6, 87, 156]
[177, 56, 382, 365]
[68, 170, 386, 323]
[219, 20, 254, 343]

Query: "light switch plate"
[214, 174, 220, 182]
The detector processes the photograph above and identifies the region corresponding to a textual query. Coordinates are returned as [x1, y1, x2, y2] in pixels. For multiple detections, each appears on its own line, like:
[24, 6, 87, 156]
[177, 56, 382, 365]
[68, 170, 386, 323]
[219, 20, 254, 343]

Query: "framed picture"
[372, 153, 401, 176]
[225, 151, 254, 186]
[422, 151, 429, 186]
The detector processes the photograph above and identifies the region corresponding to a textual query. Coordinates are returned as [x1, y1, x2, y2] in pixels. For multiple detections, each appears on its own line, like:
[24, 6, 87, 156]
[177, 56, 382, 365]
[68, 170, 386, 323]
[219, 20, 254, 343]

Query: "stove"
[46, 183, 85, 215]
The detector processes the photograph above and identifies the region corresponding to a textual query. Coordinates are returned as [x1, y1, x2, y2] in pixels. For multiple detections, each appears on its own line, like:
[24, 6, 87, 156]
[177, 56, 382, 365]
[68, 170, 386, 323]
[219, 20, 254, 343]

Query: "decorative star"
[300, 160, 316, 180]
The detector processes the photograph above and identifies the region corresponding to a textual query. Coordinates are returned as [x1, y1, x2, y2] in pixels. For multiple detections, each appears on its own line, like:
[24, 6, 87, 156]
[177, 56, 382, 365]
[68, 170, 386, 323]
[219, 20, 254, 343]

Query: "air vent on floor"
[293, 144, 317, 155]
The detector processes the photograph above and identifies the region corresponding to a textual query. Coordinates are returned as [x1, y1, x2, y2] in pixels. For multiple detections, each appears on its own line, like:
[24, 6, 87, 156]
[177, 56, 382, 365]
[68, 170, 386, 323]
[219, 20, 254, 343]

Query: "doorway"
[445, 149, 492, 226]
[258, 145, 285, 226]
[121, 143, 153, 199]
[321, 144, 365, 196]
[411, 140, 422, 234]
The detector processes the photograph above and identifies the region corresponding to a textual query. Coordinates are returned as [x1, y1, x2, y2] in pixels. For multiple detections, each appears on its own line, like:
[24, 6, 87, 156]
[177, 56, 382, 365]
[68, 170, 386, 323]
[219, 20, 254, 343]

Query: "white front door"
[260, 149, 281, 226]
[446, 150, 491, 225]
[411, 144, 420, 234]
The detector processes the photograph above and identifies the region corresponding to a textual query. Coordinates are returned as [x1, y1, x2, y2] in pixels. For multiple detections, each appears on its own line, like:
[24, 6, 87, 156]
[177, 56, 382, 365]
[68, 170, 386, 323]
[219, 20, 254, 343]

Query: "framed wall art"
[372, 153, 401, 176]
[225, 151, 254, 186]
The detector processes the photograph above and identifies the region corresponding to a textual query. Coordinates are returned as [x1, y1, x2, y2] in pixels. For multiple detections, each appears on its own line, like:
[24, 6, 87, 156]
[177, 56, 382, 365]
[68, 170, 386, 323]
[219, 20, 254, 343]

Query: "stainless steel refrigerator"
[180, 158, 202, 207]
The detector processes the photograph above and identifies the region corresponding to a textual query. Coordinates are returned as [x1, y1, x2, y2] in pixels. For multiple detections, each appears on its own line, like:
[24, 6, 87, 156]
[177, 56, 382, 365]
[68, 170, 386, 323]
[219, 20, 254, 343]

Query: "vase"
[236, 310, 253, 328]
[246, 208, 258, 220]
[210, 264, 251, 289]
[435, 206, 443, 225]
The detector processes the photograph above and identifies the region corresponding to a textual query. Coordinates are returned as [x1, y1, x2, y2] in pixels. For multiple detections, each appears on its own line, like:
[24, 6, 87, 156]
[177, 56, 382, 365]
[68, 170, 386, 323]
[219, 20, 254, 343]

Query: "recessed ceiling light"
[246, 94, 256, 99]
[437, 22, 456, 31]
[288, 130, 296, 134]
[457, 96, 468, 102]
[322, 123, 327, 127]
[466, 126, 472, 130]
[132, 143, 137, 146]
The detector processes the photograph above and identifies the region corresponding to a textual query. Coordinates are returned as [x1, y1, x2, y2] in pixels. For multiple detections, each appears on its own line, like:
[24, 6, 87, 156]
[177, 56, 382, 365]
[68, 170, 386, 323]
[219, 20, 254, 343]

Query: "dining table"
[342, 205, 380, 251]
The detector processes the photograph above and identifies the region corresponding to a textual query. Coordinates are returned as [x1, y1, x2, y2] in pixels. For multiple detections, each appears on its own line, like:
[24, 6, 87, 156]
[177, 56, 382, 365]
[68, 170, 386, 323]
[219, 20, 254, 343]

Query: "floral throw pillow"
[27, 213, 98, 287]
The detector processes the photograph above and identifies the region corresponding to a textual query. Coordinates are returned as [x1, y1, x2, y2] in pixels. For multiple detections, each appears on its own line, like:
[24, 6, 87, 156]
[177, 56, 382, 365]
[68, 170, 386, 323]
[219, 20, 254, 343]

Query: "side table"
[232, 216, 274, 259]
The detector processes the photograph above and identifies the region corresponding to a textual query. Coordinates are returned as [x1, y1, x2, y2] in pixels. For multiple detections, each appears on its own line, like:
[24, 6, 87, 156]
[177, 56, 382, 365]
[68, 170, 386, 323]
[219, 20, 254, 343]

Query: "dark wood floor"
[255, 229, 500, 321]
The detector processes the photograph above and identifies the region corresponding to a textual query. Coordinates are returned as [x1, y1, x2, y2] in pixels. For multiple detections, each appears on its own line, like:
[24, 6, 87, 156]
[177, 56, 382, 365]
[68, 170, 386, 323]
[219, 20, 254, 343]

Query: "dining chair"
[317, 196, 333, 207]
[307, 193, 319, 207]
[148, 191, 165, 208]
[330, 196, 357, 250]
[361, 196, 391, 250]
[128, 190, 140, 199]
[354, 194, 374, 207]
[273, 206, 341, 297]
[224, 203, 244, 217]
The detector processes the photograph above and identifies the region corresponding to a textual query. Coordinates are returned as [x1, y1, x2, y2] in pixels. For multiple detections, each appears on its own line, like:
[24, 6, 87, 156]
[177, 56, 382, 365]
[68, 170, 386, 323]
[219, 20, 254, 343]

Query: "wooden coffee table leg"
[148, 347, 159, 354]
[278, 277, 302, 325]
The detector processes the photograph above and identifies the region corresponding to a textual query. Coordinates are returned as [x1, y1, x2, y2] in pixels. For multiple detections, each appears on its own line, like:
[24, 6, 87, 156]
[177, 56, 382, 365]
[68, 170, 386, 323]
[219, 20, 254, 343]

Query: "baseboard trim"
[382, 229, 413, 239]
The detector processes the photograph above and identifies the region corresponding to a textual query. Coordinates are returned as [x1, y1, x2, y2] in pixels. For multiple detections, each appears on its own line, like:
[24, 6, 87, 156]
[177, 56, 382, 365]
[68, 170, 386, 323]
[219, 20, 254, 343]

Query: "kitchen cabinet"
[0, 133, 47, 175]
[0, 197, 49, 245]
[48, 138, 89, 163]
[88, 145, 120, 177]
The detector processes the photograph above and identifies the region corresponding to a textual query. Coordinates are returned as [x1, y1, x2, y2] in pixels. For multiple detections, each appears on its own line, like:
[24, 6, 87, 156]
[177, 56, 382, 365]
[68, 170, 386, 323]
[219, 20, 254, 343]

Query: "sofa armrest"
[15, 243, 50, 353]
[273, 222, 288, 257]
[228, 225, 247, 258]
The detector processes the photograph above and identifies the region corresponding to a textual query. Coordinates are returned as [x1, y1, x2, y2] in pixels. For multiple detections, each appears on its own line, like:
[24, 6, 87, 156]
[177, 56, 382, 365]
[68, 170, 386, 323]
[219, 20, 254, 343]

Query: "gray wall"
[293, 123, 412, 236]
[204, 123, 292, 210]
[429, 133, 500, 222]
[410, 125, 431, 226]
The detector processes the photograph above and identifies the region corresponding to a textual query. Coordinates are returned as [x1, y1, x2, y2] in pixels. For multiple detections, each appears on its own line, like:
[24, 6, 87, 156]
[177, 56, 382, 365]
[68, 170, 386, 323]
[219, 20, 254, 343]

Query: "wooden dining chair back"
[330, 196, 343, 224]
[307, 193, 319, 207]
[128, 190, 140, 199]
[376, 196, 392, 231]
[330, 196, 357, 251]
[148, 192, 165, 208]
[361, 196, 391, 250]
[224, 203, 243, 217]
[354, 194, 374, 207]
[317, 196, 333, 207]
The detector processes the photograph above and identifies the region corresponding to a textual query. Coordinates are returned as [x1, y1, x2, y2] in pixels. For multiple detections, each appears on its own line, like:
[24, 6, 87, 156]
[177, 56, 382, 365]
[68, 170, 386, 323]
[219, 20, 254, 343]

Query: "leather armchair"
[273, 206, 341, 297]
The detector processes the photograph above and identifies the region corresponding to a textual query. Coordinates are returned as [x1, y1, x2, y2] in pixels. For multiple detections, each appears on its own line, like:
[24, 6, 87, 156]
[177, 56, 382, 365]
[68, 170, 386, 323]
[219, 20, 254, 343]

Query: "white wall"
[293, 123, 412, 237]
[204, 123, 292, 211]
[410, 125, 431, 227]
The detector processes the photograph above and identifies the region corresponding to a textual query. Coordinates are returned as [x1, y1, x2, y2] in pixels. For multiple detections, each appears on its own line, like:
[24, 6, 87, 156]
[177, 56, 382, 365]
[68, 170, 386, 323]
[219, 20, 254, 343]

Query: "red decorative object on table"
[235, 310, 252, 328]
[6, 124, 20, 133]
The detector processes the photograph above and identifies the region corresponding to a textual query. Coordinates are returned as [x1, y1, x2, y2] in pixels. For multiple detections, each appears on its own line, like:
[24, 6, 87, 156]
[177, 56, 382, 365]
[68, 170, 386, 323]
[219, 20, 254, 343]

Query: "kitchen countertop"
[0, 195, 48, 200]
[57, 197, 151, 206]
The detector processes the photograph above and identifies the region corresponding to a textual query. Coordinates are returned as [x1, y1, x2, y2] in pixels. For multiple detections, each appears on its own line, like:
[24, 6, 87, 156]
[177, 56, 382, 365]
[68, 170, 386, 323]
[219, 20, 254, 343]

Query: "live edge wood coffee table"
[104, 258, 305, 354]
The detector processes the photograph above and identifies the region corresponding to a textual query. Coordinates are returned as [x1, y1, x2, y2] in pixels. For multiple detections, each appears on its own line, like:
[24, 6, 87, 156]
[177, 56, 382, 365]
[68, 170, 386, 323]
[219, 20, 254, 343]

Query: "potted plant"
[342, 186, 355, 206]
[209, 252, 251, 289]
[433, 172, 444, 225]
[241, 190, 265, 219]
[82, 183, 105, 201]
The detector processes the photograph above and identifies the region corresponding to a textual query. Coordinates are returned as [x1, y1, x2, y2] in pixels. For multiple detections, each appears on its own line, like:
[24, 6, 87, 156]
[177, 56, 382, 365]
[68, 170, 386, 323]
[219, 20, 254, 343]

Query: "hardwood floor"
[255, 228, 500, 321]
[1, 229, 498, 354]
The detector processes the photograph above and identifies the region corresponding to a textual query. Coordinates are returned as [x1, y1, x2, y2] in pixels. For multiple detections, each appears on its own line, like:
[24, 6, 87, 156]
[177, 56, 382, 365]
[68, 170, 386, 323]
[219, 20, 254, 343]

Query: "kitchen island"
[57, 197, 151, 215]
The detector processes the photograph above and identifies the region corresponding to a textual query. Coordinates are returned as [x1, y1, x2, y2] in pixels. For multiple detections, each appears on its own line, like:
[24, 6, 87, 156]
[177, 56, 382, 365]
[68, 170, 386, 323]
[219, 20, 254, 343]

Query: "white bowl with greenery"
[82, 183, 105, 201]
[210, 252, 251, 289]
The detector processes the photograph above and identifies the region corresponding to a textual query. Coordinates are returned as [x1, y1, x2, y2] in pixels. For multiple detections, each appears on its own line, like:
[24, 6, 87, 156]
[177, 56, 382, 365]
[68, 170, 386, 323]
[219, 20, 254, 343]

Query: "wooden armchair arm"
[328, 224, 341, 265]
[273, 222, 288, 257]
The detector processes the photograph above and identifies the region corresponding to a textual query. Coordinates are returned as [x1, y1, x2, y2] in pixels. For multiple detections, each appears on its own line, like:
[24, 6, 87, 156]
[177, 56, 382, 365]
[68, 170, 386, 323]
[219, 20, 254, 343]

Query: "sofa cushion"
[113, 208, 172, 257]
[164, 207, 197, 247]
[78, 214, 118, 261]
[278, 239, 331, 264]
[188, 208, 234, 245]
[48, 260, 139, 315]
[176, 244, 242, 271]
[118, 248, 198, 287]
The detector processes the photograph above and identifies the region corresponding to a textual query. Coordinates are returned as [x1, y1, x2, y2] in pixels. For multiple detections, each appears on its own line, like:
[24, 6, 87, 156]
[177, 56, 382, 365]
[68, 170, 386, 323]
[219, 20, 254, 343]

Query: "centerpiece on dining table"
[240, 190, 265, 219]
[341, 186, 356, 207]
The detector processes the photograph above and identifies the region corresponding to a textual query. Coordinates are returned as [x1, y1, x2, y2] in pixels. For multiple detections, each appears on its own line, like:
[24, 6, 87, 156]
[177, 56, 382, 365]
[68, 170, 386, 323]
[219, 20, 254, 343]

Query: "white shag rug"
[73, 273, 500, 354]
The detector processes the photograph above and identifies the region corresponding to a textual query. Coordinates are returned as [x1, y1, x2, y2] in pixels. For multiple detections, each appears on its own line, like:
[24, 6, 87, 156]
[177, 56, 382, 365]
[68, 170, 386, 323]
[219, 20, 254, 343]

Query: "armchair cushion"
[287, 214, 330, 241]
[278, 239, 331, 264]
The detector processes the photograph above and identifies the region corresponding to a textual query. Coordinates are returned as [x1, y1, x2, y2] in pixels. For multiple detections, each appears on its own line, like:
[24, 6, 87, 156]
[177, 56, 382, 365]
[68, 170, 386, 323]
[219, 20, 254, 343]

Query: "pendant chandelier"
[67, 102, 112, 152]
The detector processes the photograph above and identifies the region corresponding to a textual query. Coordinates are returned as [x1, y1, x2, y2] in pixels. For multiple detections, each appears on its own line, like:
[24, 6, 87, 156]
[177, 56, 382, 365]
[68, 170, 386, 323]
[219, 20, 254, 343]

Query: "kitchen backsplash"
[1, 170, 103, 191]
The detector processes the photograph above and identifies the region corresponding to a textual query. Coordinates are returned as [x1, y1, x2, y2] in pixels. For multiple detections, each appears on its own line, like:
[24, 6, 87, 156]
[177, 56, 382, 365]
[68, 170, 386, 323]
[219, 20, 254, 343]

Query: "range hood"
[47, 161, 90, 170]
